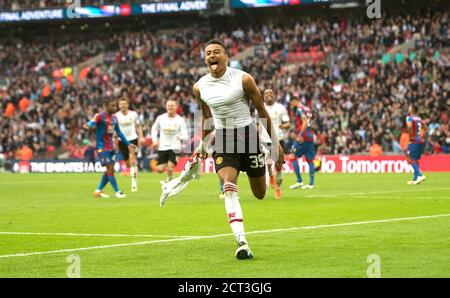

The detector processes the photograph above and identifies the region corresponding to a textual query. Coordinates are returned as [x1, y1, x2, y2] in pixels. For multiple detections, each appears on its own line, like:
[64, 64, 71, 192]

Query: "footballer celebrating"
[115, 97, 144, 192]
[194, 39, 284, 259]
[405, 104, 427, 185]
[151, 99, 189, 182]
[83, 98, 137, 199]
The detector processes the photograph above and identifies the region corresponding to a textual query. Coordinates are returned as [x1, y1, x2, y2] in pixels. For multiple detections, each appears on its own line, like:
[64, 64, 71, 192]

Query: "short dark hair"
[103, 97, 117, 106]
[409, 104, 418, 113]
[205, 38, 227, 54]
[119, 97, 129, 103]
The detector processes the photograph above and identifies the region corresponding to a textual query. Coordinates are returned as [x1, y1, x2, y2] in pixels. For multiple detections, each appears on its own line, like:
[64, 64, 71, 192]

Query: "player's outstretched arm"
[193, 83, 213, 157]
[242, 74, 284, 169]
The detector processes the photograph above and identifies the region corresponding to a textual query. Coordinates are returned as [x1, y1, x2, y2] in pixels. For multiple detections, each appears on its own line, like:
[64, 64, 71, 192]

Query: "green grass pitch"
[0, 172, 449, 277]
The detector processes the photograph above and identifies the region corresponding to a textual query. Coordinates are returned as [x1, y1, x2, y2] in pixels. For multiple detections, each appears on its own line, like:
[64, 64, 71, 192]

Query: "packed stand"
[0, 12, 449, 171]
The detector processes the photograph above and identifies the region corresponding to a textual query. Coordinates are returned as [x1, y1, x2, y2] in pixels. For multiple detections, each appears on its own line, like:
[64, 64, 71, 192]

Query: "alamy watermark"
[366, 0, 381, 19]
[66, 254, 81, 278]
[67, 0, 81, 19]
[367, 254, 381, 278]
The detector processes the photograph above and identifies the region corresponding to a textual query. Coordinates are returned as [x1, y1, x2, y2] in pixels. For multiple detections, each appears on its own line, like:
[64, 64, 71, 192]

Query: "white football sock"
[223, 182, 247, 244]
[130, 166, 137, 184]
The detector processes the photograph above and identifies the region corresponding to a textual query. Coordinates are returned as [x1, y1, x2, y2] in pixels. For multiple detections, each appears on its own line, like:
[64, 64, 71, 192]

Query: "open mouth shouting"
[209, 60, 219, 71]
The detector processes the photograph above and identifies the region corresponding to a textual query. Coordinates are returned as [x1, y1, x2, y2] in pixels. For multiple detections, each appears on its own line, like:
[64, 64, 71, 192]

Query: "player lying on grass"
[405, 104, 427, 185]
[193, 39, 284, 260]
[83, 98, 137, 199]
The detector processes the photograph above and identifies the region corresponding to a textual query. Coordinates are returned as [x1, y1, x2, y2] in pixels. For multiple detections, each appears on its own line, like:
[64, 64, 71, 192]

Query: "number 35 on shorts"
[249, 153, 265, 168]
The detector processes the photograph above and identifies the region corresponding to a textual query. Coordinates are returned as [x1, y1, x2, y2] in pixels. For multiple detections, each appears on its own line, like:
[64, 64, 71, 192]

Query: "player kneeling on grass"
[83, 98, 137, 199]
[405, 104, 427, 185]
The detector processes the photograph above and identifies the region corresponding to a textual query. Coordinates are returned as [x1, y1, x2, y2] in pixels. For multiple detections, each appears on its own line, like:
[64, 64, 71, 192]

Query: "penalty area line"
[0, 213, 449, 259]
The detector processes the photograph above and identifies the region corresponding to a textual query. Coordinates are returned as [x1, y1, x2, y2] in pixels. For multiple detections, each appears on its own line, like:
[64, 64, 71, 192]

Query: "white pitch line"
[245, 213, 450, 235]
[373, 196, 450, 200]
[0, 213, 449, 259]
[5, 188, 446, 239]
[0, 231, 194, 238]
[304, 187, 450, 198]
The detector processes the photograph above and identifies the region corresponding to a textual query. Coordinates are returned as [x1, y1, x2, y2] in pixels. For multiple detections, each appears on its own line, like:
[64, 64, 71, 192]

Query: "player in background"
[115, 97, 144, 192]
[151, 99, 189, 183]
[194, 39, 284, 259]
[289, 97, 316, 190]
[258, 89, 290, 199]
[83, 98, 136, 199]
[406, 104, 427, 185]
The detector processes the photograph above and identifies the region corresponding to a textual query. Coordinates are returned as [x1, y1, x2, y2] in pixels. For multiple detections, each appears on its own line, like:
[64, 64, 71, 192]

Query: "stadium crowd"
[1, 11, 449, 168]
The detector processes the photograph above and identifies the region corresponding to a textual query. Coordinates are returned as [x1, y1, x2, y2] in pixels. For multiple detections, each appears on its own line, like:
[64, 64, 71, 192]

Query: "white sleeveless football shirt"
[196, 67, 253, 129]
